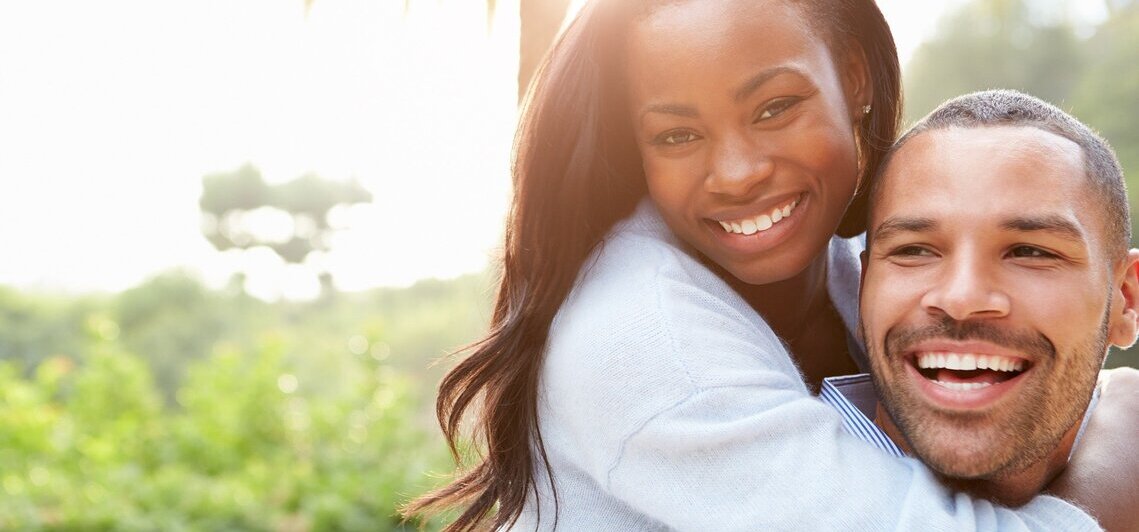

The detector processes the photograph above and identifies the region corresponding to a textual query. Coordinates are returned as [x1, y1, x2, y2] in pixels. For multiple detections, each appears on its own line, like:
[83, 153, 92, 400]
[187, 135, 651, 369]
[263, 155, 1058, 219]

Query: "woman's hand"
[1048, 366, 1139, 531]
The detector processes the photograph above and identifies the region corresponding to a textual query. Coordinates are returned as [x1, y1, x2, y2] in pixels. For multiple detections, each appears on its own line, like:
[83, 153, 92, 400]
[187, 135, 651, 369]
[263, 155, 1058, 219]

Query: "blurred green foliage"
[905, 0, 1139, 174]
[200, 165, 372, 293]
[904, 0, 1139, 181]
[0, 271, 494, 530]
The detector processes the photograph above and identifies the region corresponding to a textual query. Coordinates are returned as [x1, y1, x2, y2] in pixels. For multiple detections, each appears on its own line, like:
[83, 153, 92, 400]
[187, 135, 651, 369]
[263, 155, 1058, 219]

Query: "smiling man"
[852, 89, 1139, 506]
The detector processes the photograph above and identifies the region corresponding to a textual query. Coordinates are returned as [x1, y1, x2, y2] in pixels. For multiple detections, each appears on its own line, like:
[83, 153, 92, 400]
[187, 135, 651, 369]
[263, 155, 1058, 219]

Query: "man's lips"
[903, 340, 1034, 365]
[900, 341, 1034, 410]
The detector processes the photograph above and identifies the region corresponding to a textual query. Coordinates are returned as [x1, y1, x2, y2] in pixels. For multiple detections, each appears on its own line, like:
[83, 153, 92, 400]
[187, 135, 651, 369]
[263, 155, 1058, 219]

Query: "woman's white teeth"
[755, 215, 772, 231]
[933, 380, 993, 391]
[719, 200, 798, 235]
[916, 352, 1026, 372]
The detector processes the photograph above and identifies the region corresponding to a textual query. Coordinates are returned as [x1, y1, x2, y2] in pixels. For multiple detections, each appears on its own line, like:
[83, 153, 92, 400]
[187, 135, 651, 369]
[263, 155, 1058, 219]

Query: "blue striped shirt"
[819, 374, 906, 458]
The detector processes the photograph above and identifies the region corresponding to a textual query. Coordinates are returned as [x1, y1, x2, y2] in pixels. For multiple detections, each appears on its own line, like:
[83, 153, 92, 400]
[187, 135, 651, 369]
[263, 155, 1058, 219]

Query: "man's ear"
[1107, 249, 1139, 348]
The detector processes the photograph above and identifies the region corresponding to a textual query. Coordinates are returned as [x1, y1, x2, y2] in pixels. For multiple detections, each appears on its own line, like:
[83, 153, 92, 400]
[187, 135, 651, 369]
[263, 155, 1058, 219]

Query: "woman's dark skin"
[1049, 367, 1139, 532]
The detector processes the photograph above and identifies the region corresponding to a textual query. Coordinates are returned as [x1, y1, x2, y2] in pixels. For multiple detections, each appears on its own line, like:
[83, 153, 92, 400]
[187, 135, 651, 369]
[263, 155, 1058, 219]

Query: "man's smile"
[914, 351, 1027, 389]
[896, 339, 1038, 411]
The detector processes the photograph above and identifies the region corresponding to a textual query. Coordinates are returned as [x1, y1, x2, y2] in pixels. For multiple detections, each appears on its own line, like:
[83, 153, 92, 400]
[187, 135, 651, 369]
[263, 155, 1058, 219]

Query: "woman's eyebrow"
[642, 103, 699, 119]
[734, 66, 803, 102]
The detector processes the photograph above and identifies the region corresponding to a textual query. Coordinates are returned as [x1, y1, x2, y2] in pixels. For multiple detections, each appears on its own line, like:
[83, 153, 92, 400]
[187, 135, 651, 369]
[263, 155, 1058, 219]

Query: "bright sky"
[0, 0, 1108, 300]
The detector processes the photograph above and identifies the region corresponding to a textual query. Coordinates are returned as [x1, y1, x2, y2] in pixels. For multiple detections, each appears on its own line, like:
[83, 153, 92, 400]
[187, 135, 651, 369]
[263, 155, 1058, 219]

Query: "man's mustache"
[884, 317, 1055, 362]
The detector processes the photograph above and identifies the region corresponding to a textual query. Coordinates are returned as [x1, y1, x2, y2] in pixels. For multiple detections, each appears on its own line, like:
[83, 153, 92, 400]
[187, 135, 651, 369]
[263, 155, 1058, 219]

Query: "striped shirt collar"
[819, 374, 905, 458]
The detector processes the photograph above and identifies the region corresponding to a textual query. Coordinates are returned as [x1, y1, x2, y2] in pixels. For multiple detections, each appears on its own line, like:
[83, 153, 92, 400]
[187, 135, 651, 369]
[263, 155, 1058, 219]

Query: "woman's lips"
[713, 195, 801, 236]
[704, 193, 807, 255]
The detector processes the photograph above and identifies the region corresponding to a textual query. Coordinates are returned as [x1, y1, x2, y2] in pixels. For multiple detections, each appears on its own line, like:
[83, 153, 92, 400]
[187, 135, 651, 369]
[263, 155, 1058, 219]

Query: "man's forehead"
[872, 126, 1092, 222]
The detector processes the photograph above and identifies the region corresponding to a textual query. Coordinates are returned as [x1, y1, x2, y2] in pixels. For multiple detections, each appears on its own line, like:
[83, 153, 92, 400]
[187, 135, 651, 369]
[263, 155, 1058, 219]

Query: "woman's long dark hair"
[405, 1, 900, 530]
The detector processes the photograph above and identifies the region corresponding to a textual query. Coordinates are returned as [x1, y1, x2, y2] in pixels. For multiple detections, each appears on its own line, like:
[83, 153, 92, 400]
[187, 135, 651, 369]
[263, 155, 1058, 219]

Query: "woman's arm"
[541, 234, 1108, 531]
[1048, 367, 1139, 532]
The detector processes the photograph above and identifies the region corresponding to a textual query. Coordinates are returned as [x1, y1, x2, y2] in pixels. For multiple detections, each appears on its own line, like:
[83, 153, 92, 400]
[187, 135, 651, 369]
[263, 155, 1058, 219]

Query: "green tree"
[903, 0, 1085, 124]
[200, 164, 372, 293]
[1069, 2, 1139, 186]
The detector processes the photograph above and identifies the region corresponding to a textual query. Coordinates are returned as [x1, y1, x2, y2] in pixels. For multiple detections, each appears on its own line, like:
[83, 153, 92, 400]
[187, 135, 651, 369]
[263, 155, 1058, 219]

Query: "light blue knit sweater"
[514, 199, 1101, 531]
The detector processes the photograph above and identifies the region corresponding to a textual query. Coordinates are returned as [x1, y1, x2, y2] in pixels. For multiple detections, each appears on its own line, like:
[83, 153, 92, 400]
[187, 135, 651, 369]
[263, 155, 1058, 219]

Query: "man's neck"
[874, 403, 1080, 507]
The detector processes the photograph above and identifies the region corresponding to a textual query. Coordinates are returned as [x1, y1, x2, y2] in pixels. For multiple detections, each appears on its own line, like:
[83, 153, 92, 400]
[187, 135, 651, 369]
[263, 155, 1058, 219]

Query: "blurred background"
[0, 0, 1135, 529]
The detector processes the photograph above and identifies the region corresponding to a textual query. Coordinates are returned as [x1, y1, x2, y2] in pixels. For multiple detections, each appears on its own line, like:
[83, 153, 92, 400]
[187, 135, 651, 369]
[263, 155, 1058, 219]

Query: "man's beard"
[864, 313, 1107, 480]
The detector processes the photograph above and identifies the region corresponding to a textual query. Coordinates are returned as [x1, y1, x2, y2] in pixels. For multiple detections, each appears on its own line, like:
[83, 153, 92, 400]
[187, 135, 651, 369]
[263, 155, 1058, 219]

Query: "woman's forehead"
[623, 2, 834, 101]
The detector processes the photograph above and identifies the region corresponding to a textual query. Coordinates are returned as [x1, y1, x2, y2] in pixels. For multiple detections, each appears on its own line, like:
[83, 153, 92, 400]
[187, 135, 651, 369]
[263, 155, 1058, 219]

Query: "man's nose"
[920, 253, 1010, 321]
[705, 134, 774, 198]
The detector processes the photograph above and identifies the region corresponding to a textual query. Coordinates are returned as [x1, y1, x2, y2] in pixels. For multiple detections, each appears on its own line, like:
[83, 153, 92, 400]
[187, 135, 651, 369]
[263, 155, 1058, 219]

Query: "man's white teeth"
[719, 199, 798, 235]
[932, 380, 993, 391]
[916, 352, 1026, 372]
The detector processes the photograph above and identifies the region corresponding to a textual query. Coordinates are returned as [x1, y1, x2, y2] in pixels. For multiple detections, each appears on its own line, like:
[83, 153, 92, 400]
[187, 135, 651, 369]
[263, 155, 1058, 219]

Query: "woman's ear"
[839, 42, 873, 120]
[1107, 249, 1139, 349]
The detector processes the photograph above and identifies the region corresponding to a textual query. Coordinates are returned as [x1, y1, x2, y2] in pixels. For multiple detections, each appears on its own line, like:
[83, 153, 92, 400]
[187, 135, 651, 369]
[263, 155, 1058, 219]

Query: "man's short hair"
[871, 89, 1130, 256]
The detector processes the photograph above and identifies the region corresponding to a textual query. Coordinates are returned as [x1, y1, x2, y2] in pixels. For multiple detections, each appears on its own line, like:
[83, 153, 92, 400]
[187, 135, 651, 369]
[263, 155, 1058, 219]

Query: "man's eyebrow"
[1001, 215, 1086, 242]
[871, 216, 937, 241]
[734, 66, 803, 102]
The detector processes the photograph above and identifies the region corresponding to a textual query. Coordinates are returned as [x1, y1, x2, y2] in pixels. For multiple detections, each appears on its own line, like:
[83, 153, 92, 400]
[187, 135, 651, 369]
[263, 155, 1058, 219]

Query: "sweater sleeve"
[539, 233, 1102, 531]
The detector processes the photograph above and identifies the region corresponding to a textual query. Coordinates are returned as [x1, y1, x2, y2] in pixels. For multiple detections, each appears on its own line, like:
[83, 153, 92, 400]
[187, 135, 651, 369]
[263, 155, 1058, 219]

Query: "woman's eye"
[1009, 246, 1056, 259]
[755, 97, 800, 122]
[653, 130, 700, 146]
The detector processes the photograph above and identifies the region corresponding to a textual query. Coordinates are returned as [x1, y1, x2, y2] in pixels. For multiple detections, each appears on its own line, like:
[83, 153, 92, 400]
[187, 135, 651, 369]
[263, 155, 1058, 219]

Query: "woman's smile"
[712, 193, 801, 235]
[705, 192, 808, 256]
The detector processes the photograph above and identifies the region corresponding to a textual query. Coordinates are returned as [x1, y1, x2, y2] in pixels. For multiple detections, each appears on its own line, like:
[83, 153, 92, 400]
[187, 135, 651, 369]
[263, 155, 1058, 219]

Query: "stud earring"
[861, 104, 872, 116]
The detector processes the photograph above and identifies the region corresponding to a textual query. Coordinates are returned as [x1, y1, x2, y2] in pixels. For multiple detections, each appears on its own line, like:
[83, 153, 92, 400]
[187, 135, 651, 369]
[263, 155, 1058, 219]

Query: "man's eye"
[1009, 246, 1056, 259]
[892, 245, 933, 258]
[653, 130, 700, 146]
[755, 97, 801, 122]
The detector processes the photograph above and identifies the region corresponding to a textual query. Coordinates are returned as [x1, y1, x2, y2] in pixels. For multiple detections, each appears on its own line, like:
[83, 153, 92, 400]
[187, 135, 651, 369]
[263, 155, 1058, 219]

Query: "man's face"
[860, 126, 1134, 480]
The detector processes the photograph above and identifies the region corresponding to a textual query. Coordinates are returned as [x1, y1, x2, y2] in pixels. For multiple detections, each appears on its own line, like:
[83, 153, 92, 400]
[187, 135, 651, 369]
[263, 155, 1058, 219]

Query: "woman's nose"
[705, 135, 774, 198]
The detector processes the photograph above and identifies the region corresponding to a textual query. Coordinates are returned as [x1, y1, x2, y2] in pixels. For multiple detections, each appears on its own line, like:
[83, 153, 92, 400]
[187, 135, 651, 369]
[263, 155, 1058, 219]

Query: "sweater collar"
[627, 198, 869, 370]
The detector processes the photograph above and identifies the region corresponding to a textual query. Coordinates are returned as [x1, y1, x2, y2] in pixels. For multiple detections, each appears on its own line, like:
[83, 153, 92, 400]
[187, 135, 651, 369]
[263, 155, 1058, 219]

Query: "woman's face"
[626, 0, 870, 285]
